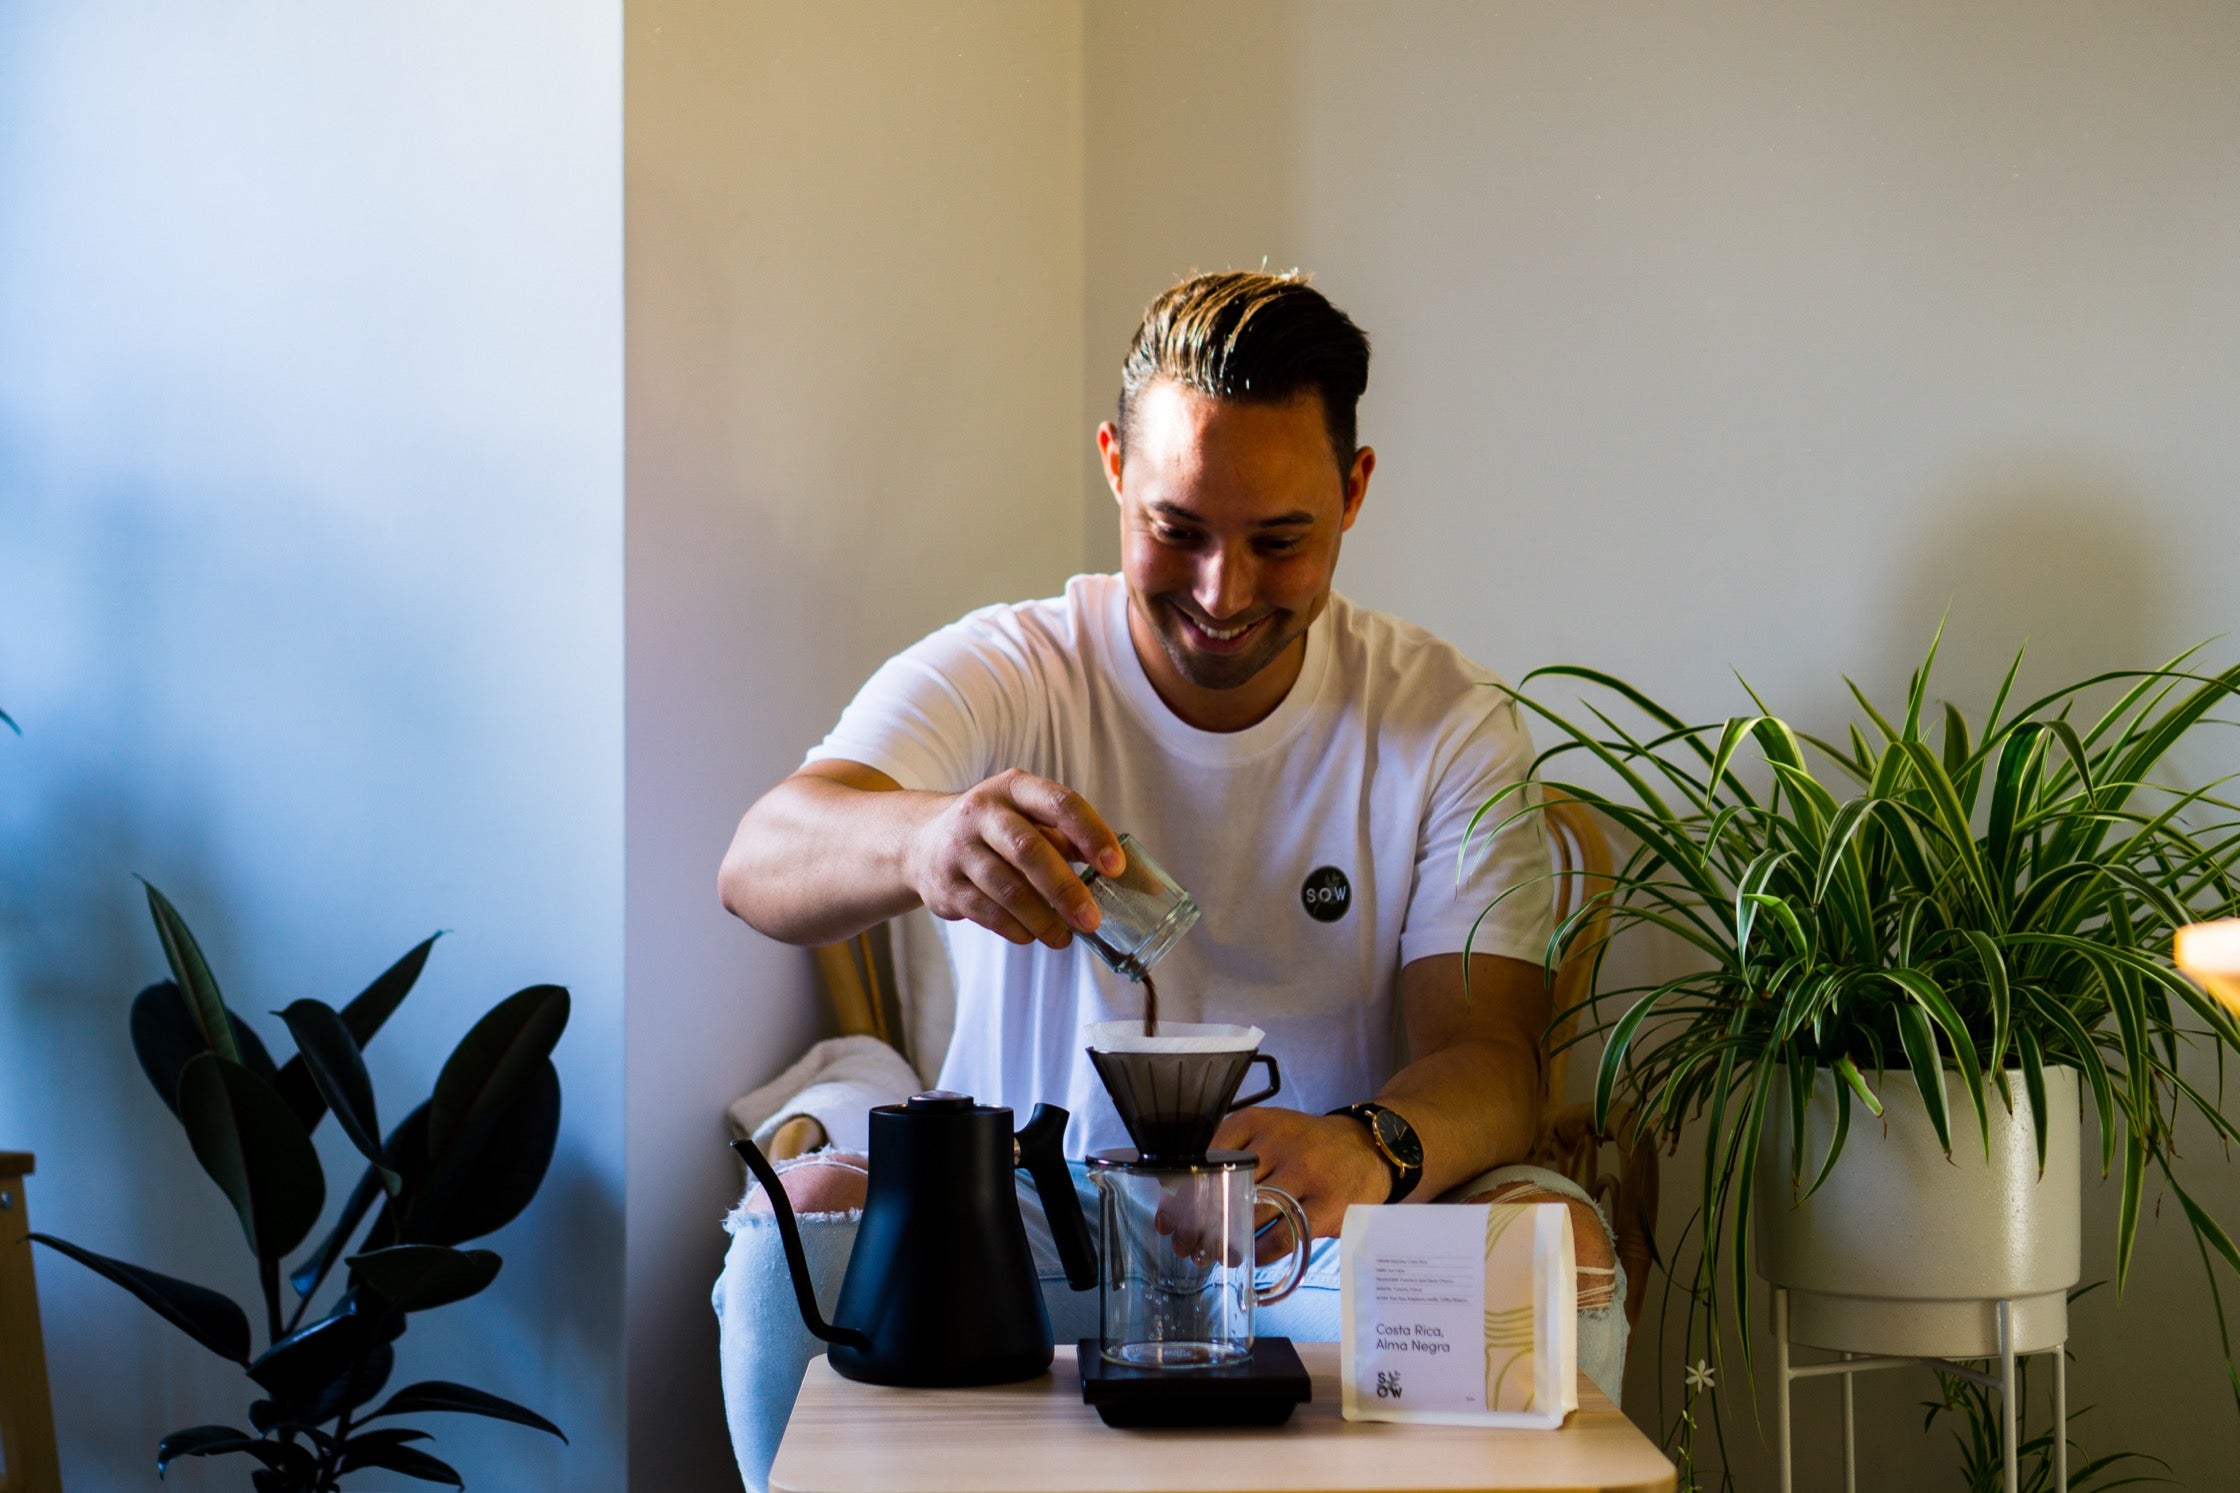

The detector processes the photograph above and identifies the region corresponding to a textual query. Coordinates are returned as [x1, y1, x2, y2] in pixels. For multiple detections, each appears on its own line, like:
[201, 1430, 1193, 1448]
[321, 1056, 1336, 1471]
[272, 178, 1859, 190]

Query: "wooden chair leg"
[0, 1152, 62, 1493]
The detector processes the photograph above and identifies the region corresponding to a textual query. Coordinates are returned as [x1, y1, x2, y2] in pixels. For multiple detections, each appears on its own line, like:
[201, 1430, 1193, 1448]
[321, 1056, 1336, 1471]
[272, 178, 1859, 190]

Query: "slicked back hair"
[1116, 271, 1371, 475]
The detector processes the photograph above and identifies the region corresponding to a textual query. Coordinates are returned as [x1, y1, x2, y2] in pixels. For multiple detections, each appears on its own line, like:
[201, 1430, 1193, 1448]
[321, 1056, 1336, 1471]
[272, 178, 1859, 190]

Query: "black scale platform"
[1075, 1336, 1312, 1428]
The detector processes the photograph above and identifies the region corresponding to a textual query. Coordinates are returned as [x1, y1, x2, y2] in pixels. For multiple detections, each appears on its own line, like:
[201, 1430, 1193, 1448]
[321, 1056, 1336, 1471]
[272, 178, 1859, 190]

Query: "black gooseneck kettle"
[732, 1091, 1099, 1387]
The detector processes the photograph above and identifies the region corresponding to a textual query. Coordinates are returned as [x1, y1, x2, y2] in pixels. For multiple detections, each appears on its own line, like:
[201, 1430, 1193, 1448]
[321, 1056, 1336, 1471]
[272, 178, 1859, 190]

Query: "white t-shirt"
[807, 573, 1554, 1155]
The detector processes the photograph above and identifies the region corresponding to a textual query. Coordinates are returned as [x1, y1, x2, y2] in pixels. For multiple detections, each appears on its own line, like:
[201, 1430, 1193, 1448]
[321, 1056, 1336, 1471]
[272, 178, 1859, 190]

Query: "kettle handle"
[730, 1138, 873, 1352]
[1014, 1104, 1099, 1292]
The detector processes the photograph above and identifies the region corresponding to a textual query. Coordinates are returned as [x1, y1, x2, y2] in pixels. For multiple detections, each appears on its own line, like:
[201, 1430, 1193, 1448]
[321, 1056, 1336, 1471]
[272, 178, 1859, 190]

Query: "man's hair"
[1116, 271, 1371, 472]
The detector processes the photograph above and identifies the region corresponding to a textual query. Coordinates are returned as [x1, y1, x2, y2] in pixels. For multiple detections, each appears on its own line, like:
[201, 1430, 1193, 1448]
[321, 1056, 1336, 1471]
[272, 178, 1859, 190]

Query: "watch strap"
[1329, 1101, 1423, 1203]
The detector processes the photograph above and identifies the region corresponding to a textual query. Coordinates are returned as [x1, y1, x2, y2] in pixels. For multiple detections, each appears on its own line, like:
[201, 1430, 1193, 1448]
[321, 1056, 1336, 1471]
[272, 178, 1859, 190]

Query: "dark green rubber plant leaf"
[274, 933, 442, 1134]
[132, 982, 280, 1114]
[156, 1425, 314, 1477]
[290, 1157, 389, 1300]
[177, 1052, 327, 1261]
[400, 1061, 561, 1246]
[248, 1307, 374, 1404]
[298, 1341, 397, 1428]
[347, 1244, 501, 1312]
[367, 1380, 566, 1442]
[275, 998, 398, 1192]
[141, 880, 240, 1065]
[429, 984, 567, 1161]
[27, 1233, 251, 1363]
[338, 1439, 463, 1487]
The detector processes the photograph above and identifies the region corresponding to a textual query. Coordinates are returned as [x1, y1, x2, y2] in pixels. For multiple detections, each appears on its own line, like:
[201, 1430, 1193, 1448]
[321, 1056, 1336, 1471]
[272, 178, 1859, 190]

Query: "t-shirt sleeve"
[1398, 689, 1556, 969]
[803, 611, 1034, 793]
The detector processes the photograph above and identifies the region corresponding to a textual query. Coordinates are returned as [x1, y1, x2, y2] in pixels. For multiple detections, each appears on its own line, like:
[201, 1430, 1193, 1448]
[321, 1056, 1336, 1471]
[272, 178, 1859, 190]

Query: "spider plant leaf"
[2027, 990, 2119, 1175]
[2117, 1134, 2146, 1295]
[1834, 1054, 1883, 1117]
[1986, 722, 2049, 883]
[141, 881, 241, 1066]
[1594, 988, 1668, 1131]
[1888, 966, 1989, 1152]
[1785, 1051, 1813, 1193]
[1802, 1068, 1854, 1202]
[1903, 614, 1947, 740]
[1896, 1003, 1953, 1154]
[1941, 701, 1971, 783]
[1743, 893, 1812, 964]
[2017, 1024, 2050, 1177]
[1961, 930, 2013, 1077]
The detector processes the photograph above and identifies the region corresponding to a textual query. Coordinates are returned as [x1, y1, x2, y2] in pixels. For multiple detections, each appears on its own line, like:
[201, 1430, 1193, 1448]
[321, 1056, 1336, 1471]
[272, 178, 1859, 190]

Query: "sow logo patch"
[1301, 865, 1352, 923]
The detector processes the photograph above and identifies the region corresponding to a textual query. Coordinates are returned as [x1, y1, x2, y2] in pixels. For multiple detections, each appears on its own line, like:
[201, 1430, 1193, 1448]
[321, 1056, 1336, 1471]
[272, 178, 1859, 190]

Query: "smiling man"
[721, 270, 1603, 1243]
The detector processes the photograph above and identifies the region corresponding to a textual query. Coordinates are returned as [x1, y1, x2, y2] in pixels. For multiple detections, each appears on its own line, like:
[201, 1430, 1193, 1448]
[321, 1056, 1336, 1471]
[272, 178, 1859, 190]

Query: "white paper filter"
[1081, 1021, 1265, 1054]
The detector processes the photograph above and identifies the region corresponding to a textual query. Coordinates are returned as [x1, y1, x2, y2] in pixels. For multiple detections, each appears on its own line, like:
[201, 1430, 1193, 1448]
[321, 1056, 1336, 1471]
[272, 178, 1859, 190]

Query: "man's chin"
[1156, 625, 1291, 693]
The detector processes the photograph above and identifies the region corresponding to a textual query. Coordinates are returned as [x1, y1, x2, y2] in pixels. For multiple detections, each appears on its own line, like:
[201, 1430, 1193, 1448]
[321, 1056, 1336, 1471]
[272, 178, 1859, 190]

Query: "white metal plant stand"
[1774, 1288, 2065, 1493]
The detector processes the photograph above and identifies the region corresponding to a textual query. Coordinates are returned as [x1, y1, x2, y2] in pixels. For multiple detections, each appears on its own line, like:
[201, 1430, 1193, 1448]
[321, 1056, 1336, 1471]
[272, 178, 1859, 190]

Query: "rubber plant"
[33, 883, 570, 1489]
[1465, 633, 2240, 1491]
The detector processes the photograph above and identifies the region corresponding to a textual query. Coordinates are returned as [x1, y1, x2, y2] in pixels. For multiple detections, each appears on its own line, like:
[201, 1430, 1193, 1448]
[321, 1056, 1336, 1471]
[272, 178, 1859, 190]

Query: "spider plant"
[1465, 631, 2240, 1488]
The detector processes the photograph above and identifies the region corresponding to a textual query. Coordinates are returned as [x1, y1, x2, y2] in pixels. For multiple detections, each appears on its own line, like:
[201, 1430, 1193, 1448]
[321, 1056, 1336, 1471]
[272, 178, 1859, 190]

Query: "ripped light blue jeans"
[713, 1162, 1627, 1493]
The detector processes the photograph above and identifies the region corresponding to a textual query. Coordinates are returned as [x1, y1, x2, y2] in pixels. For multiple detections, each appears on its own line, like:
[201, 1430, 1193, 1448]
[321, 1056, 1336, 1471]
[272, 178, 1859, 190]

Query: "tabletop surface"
[770, 1341, 1677, 1493]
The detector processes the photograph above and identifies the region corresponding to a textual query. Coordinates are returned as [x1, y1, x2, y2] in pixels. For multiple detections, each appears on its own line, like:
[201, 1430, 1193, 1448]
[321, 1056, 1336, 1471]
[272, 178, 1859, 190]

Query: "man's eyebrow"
[1147, 501, 1315, 529]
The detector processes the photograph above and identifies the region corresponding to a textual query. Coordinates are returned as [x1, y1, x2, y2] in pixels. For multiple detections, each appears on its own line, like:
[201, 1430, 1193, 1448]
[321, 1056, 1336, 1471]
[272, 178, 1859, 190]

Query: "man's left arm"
[1213, 950, 1549, 1243]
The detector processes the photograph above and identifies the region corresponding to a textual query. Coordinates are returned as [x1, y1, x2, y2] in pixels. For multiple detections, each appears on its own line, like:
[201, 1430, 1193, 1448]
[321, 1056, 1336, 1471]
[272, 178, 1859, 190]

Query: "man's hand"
[719, 759, 1124, 948]
[1209, 1105, 1393, 1263]
[901, 768, 1125, 949]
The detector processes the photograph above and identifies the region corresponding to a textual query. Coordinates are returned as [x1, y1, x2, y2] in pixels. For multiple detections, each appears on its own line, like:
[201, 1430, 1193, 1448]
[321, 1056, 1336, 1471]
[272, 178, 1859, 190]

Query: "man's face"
[1099, 380, 1373, 726]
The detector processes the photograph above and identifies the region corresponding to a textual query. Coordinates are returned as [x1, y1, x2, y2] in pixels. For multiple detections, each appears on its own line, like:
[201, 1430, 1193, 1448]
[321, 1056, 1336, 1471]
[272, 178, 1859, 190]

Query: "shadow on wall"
[1874, 464, 2171, 716]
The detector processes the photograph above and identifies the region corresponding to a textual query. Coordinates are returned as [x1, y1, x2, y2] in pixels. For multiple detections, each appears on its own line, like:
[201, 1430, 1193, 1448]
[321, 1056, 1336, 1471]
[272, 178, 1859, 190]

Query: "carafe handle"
[1252, 1185, 1312, 1306]
[729, 1138, 872, 1351]
[1015, 1104, 1099, 1292]
[1228, 1051, 1282, 1111]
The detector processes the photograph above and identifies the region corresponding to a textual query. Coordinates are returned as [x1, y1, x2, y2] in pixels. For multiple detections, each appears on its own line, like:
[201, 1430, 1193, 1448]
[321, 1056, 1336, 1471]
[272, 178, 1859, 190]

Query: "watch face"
[1372, 1107, 1424, 1169]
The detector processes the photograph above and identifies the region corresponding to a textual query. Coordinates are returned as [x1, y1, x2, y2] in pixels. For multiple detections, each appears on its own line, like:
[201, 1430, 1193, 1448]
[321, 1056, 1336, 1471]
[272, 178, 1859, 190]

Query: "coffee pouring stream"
[734, 1092, 1098, 1387]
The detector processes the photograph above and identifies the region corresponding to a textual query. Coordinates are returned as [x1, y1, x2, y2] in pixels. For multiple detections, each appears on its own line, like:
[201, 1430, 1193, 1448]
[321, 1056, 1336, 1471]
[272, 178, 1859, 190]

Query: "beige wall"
[624, 2, 1084, 1483]
[1084, 3, 2240, 1486]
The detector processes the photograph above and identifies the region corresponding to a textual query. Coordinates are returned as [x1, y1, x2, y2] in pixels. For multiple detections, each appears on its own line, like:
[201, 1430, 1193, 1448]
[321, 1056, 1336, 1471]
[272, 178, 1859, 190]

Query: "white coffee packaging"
[1339, 1201, 1579, 1428]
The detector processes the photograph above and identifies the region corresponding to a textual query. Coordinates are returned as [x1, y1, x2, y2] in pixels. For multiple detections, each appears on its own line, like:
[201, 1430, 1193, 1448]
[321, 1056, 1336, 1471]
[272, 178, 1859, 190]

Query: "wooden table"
[770, 1342, 1676, 1493]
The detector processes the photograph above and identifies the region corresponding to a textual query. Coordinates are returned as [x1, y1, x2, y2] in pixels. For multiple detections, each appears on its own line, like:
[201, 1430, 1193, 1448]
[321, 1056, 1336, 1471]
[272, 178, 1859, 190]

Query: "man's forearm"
[718, 774, 940, 945]
[1375, 1033, 1543, 1200]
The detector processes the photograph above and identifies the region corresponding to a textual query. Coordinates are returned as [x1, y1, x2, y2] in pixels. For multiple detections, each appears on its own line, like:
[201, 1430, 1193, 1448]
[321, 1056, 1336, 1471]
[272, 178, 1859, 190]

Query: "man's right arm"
[718, 759, 1127, 950]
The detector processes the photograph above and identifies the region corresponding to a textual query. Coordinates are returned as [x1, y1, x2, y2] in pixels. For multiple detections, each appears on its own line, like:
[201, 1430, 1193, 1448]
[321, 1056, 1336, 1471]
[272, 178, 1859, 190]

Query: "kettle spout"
[731, 1138, 874, 1351]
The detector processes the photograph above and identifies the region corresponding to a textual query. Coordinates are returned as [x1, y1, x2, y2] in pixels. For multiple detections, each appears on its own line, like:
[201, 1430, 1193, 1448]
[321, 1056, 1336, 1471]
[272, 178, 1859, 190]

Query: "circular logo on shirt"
[1301, 866, 1352, 923]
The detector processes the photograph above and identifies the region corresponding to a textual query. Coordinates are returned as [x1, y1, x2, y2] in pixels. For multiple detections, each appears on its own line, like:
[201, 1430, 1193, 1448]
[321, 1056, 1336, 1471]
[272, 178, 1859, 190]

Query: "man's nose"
[1195, 543, 1256, 619]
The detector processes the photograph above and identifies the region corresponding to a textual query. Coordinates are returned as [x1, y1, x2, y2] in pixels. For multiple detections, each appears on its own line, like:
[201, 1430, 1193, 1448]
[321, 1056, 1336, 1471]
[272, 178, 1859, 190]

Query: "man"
[720, 272, 1608, 1259]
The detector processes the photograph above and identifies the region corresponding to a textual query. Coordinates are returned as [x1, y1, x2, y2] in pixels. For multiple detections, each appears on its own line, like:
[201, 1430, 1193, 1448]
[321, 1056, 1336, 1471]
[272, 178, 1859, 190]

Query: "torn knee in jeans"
[743, 1149, 870, 1217]
[1458, 1183, 1619, 1311]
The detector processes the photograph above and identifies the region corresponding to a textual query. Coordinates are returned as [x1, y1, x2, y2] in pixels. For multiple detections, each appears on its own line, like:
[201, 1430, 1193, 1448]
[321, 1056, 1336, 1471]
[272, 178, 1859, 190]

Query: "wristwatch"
[1330, 1101, 1424, 1203]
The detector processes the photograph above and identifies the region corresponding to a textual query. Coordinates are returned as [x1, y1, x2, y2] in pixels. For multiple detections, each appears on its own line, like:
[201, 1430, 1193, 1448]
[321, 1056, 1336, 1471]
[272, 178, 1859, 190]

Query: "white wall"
[0, 4, 625, 1488]
[623, 2, 1084, 1484]
[1084, 3, 2240, 1485]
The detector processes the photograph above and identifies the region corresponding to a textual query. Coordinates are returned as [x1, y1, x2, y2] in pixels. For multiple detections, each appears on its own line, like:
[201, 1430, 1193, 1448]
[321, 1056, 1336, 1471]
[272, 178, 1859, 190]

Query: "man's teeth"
[1194, 617, 1251, 641]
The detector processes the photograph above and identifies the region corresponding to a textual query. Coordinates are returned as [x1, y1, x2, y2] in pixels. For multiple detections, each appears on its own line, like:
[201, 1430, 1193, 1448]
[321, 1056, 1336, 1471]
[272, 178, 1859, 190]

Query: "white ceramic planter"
[1754, 1065, 2080, 1357]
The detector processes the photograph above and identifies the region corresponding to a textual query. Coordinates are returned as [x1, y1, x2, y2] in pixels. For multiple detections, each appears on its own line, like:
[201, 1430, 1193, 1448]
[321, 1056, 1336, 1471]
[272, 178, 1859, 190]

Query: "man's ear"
[1339, 445, 1375, 532]
[1096, 421, 1125, 500]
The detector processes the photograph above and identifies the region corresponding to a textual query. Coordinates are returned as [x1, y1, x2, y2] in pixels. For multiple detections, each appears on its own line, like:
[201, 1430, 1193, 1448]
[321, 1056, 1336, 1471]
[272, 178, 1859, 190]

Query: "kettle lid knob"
[905, 1091, 976, 1112]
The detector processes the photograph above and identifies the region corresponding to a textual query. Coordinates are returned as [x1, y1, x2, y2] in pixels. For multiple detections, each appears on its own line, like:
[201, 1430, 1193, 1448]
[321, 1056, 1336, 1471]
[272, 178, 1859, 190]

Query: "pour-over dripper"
[1083, 1022, 1282, 1163]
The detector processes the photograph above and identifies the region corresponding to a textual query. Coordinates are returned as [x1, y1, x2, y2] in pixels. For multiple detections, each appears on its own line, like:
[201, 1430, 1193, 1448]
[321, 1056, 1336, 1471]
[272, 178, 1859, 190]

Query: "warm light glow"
[2176, 921, 2240, 1018]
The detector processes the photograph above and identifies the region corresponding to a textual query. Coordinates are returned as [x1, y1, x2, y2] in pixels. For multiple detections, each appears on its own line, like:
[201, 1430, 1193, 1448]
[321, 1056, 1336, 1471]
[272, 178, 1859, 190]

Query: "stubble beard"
[1149, 597, 1308, 693]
